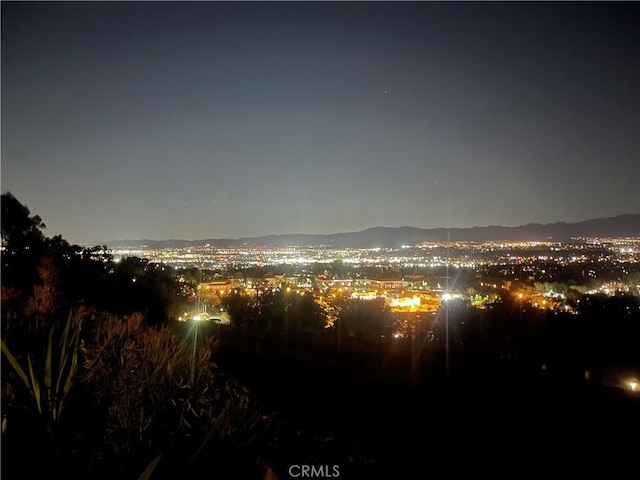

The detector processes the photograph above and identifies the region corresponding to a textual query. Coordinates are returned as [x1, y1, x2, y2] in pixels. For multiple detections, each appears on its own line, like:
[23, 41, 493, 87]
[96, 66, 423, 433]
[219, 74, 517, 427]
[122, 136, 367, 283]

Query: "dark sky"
[2, 1, 639, 245]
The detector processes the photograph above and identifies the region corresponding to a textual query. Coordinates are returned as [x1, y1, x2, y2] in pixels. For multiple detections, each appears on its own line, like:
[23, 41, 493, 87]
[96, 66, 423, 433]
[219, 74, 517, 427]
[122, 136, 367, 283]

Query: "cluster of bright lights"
[350, 291, 377, 300]
[441, 293, 461, 302]
[389, 296, 421, 308]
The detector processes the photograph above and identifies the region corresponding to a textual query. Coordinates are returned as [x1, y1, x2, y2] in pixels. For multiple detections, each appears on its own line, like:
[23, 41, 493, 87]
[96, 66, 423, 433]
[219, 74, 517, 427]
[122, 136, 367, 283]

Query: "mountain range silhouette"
[105, 213, 640, 249]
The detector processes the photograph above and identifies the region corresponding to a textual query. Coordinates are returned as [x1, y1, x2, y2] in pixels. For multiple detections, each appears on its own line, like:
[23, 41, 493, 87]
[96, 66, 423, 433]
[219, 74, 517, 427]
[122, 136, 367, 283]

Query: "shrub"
[79, 313, 270, 476]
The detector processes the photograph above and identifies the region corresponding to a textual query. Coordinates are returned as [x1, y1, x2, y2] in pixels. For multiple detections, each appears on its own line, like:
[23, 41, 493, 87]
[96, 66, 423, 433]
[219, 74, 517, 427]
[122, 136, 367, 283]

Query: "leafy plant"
[137, 452, 163, 480]
[1, 309, 81, 439]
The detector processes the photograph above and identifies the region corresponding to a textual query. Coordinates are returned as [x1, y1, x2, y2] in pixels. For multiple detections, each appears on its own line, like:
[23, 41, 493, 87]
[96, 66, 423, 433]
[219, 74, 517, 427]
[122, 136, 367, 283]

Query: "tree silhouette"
[1, 192, 48, 296]
[336, 297, 392, 341]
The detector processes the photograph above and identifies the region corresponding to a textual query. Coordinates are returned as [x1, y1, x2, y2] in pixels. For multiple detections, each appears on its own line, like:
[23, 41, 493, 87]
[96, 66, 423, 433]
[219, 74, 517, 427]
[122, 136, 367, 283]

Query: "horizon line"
[97, 212, 639, 245]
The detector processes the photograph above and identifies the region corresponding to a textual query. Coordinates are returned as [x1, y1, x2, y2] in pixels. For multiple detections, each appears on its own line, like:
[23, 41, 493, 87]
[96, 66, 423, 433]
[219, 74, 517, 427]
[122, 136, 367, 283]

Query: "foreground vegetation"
[1, 193, 281, 479]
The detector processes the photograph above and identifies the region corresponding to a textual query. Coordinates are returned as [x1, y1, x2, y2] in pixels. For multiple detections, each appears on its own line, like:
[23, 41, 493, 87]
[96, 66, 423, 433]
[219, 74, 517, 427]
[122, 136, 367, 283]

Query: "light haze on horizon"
[2, 1, 639, 245]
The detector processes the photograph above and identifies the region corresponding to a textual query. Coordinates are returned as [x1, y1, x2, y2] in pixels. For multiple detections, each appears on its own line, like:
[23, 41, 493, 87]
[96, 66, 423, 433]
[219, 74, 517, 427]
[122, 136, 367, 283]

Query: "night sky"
[2, 1, 639, 245]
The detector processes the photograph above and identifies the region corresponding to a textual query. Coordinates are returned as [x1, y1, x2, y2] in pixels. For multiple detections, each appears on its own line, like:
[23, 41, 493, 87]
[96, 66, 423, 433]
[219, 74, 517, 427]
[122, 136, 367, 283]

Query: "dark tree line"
[1, 192, 186, 329]
[221, 288, 326, 335]
[431, 292, 640, 385]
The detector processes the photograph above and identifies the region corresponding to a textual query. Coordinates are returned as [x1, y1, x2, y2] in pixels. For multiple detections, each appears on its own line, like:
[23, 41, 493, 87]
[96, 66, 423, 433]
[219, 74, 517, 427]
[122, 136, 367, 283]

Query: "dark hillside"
[105, 213, 640, 249]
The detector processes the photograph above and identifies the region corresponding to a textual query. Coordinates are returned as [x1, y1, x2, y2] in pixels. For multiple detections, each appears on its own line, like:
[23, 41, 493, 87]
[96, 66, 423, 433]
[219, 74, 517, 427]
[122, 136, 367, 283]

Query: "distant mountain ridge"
[104, 214, 640, 249]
